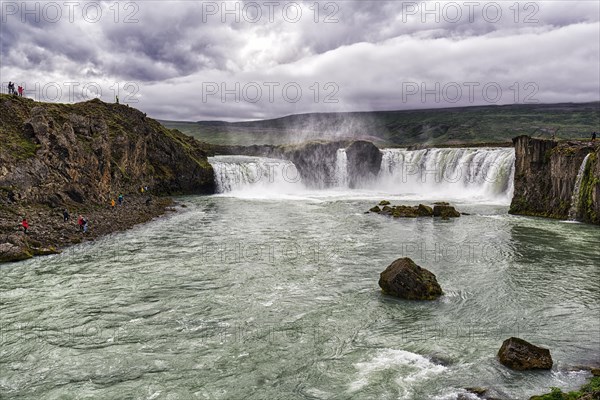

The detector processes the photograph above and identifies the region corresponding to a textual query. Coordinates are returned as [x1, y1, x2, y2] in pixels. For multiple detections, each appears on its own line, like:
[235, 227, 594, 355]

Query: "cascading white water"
[209, 155, 304, 194]
[329, 147, 515, 201]
[567, 153, 591, 221]
[334, 149, 348, 188]
[373, 148, 516, 201]
[208, 148, 516, 203]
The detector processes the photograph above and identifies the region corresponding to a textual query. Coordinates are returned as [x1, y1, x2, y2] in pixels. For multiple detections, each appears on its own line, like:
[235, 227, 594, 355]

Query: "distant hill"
[160, 102, 600, 147]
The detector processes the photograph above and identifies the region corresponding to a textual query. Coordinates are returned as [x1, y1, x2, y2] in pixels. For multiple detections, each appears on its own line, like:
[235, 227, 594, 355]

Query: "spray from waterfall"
[209, 155, 304, 194]
[567, 153, 591, 221]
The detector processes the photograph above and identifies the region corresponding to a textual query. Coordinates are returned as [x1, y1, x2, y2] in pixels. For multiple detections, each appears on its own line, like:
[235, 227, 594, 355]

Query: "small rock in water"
[497, 337, 553, 370]
[381, 205, 393, 215]
[433, 204, 461, 218]
[369, 206, 381, 213]
[378, 257, 443, 300]
[417, 204, 433, 216]
[465, 387, 487, 396]
[379, 200, 391, 206]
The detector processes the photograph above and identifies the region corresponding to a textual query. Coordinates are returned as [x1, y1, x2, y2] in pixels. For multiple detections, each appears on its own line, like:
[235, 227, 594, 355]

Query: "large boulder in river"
[379, 258, 443, 300]
[345, 141, 382, 188]
[497, 337, 553, 370]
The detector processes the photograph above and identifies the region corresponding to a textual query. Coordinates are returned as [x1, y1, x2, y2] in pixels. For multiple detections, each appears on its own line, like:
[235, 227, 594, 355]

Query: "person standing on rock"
[593, 132, 597, 142]
[21, 217, 29, 234]
[118, 194, 124, 206]
[78, 215, 84, 232]
[83, 217, 89, 233]
[111, 198, 116, 209]
[17, 86, 23, 96]
[63, 209, 70, 222]
[8, 81, 14, 94]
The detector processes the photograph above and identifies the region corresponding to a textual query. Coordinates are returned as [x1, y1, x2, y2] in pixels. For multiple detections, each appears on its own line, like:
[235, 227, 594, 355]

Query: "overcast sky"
[1, 0, 599, 121]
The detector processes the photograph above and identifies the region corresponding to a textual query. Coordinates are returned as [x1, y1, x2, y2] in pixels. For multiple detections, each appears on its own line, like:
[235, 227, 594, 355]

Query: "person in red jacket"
[78, 215, 84, 232]
[17, 86, 23, 96]
[21, 217, 29, 234]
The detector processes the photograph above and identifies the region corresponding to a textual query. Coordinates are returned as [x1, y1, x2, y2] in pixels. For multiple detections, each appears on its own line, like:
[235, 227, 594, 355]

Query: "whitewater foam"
[208, 147, 516, 204]
[349, 349, 446, 395]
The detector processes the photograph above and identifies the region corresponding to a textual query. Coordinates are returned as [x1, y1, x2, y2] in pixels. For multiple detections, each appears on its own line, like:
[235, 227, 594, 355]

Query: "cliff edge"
[509, 135, 600, 224]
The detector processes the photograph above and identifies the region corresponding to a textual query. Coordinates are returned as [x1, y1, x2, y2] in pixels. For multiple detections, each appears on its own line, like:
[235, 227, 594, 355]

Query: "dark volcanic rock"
[0, 240, 31, 262]
[392, 205, 420, 218]
[510, 135, 600, 224]
[417, 204, 433, 216]
[497, 337, 553, 370]
[345, 140, 382, 188]
[433, 204, 461, 219]
[378, 257, 443, 300]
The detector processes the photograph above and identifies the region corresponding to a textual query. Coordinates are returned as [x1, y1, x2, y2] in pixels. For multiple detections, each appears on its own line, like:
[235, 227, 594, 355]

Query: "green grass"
[530, 377, 600, 400]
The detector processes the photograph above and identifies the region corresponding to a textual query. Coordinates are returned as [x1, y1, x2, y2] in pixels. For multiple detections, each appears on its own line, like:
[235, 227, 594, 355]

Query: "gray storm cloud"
[0, 0, 598, 121]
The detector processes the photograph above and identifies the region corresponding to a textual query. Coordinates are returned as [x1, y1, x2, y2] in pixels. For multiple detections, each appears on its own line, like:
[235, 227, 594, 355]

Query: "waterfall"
[567, 153, 591, 221]
[357, 147, 515, 201]
[334, 149, 348, 187]
[209, 155, 304, 194]
[209, 147, 516, 203]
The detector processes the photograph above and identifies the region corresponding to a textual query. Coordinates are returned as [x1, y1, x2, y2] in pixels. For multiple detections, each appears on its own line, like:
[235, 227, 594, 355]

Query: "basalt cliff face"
[509, 135, 600, 224]
[0, 95, 215, 207]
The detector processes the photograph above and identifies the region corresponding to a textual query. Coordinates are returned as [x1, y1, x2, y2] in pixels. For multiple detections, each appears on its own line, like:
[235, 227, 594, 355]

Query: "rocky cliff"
[0, 94, 214, 206]
[509, 135, 600, 224]
[0, 94, 215, 262]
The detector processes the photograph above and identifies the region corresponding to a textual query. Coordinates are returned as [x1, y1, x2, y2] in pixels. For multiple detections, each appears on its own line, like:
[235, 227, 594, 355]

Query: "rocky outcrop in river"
[509, 136, 600, 224]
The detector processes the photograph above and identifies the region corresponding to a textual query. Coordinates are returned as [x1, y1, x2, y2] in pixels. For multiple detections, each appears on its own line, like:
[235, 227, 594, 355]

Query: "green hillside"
[160, 102, 600, 147]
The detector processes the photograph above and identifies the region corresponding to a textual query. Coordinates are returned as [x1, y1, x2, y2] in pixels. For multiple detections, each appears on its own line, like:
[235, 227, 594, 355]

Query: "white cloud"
[1, 1, 598, 120]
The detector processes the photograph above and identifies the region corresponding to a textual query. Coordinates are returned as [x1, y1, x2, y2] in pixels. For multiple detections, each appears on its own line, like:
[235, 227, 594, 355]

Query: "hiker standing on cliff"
[78, 215, 84, 232]
[593, 132, 597, 142]
[21, 217, 29, 234]
[83, 217, 89, 233]
[17, 86, 23, 96]
[63, 209, 70, 222]
[118, 193, 124, 206]
[111, 198, 116, 209]
[8, 81, 14, 94]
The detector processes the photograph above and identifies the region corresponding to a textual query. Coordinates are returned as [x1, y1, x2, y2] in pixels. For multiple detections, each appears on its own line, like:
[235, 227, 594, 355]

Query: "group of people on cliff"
[7, 82, 24, 97]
